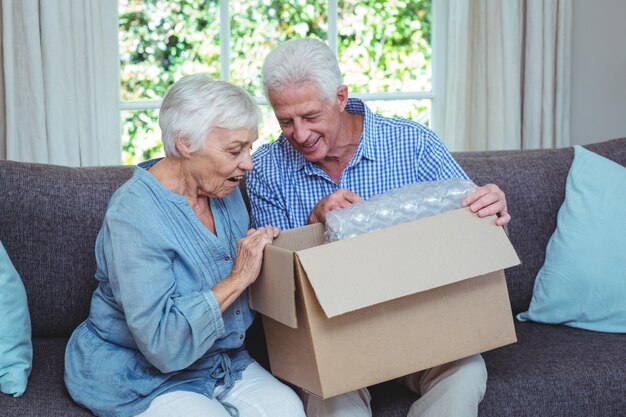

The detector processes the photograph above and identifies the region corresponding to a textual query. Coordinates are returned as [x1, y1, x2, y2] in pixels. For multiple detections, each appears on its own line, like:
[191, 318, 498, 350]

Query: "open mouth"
[227, 175, 244, 183]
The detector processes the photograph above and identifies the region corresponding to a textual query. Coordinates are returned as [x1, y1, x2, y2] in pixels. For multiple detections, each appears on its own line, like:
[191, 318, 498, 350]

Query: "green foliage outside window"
[119, 0, 432, 165]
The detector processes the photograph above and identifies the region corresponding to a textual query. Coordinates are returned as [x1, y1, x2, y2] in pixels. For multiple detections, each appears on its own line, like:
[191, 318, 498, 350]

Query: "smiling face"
[182, 127, 257, 199]
[268, 82, 348, 164]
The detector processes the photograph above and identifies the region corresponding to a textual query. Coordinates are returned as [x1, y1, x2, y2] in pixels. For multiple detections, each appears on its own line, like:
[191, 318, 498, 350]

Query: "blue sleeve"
[416, 129, 469, 181]
[97, 205, 225, 373]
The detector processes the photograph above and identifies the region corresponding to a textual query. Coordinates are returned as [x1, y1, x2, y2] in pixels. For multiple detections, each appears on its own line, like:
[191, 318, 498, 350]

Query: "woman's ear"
[175, 135, 192, 158]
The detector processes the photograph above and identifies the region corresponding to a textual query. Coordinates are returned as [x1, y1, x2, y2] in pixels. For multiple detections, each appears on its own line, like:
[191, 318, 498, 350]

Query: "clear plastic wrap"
[324, 179, 477, 242]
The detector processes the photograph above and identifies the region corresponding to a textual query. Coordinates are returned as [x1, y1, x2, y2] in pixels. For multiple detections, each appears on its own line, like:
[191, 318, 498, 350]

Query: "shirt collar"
[345, 97, 378, 163]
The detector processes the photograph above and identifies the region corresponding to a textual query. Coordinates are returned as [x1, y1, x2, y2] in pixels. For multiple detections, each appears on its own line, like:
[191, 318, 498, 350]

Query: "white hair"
[158, 74, 261, 156]
[262, 38, 343, 103]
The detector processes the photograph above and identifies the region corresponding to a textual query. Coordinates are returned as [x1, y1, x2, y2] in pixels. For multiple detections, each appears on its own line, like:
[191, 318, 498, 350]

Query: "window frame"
[119, 0, 446, 134]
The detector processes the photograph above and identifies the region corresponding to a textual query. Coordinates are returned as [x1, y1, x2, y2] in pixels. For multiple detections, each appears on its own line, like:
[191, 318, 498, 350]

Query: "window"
[119, 0, 440, 164]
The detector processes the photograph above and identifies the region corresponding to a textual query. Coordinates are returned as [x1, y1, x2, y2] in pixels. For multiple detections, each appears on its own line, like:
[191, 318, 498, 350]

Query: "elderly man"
[246, 38, 510, 417]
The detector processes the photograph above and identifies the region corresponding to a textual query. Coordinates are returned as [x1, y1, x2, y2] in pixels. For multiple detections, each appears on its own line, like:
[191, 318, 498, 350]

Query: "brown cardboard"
[250, 207, 520, 399]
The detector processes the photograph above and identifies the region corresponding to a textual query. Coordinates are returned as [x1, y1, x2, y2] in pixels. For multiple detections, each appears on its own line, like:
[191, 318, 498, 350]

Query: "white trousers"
[304, 354, 487, 417]
[135, 362, 305, 417]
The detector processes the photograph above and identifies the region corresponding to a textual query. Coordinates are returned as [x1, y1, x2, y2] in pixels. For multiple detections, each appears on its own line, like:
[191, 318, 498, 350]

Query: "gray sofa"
[1, 137, 625, 417]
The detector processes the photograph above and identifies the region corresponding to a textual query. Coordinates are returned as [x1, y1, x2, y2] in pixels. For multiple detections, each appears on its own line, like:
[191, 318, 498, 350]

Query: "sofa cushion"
[368, 321, 626, 417]
[517, 146, 626, 332]
[454, 137, 626, 314]
[479, 321, 626, 417]
[0, 241, 33, 397]
[0, 161, 134, 338]
[0, 337, 92, 417]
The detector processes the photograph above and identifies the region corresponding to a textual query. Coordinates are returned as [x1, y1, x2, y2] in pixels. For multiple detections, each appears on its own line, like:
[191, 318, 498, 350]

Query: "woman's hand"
[230, 226, 280, 287]
[212, 226, 280, 312]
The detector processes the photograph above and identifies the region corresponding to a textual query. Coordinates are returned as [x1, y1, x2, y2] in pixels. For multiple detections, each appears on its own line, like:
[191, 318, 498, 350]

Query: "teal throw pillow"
[0, 241, 33, 397]
[517, 145, 626, 332]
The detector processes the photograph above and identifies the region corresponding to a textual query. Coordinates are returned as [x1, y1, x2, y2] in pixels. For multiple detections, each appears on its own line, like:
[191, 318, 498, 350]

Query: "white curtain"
[522, 0, 572, 149]
[0, 0, 121, 166]
[442, 0, 572, 151]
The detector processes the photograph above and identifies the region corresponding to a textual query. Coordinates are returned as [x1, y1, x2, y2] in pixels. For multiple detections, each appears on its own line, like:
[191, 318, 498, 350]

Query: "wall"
[571, 0, 626, 145]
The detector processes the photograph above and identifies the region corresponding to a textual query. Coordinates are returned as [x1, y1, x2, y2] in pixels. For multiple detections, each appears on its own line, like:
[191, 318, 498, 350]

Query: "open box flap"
[249, 223, 326, 328]
[272, 223, 325, 251]
[295, 208, 521, 318]
[249, 245, 298, 328]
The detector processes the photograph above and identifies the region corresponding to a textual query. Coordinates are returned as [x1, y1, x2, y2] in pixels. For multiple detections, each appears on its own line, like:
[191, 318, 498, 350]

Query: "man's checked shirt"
[247, 98, 468, 229]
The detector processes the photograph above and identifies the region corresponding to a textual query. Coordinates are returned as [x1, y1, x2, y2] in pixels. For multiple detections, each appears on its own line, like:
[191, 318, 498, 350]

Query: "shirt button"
[235, 309, 240, 315]
[239, 334, 244, 340]
[211, 371, 217, 377]
[224, 256, 230, 261]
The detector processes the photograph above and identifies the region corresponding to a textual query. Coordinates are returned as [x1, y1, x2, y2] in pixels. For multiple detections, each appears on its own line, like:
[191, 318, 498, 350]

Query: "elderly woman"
[64, 74, 305, 417]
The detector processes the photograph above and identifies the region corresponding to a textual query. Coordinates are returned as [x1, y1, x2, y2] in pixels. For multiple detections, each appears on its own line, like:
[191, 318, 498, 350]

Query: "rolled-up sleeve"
[416, 130, 469, 181]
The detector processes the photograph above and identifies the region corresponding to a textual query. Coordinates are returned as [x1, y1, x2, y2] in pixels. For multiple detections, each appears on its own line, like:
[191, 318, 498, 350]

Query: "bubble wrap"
[324, 179, 477, 242]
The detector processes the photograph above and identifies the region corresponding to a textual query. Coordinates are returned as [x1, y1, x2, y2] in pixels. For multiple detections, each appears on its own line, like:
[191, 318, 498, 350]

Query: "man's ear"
[175, 135, 192, 158]
[336, 85, 349, 111]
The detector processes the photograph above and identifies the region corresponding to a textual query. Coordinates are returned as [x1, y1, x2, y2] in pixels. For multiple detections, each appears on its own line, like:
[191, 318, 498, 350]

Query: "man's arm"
[418, 131, 510, 226]
[246, 167, 291, 229]
[416, 131, 469, 181]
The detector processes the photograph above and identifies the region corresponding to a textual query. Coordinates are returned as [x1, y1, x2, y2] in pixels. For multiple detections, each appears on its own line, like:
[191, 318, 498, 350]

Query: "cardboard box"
[250, 208, 520, 399]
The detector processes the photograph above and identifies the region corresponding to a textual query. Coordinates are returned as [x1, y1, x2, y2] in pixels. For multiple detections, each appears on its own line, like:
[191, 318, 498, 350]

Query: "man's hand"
[463, 183, 511, 226]
[307, 189, 362, 224]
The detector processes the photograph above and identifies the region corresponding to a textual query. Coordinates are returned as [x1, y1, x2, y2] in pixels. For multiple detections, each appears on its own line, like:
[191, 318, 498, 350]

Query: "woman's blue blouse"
[64, 166, 254, 417]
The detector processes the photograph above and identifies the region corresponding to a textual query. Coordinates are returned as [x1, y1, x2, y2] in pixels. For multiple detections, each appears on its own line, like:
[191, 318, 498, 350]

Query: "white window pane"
[257, 105, 282, 149]
[366, 99, 432, 128]
[337, 0, 432, 94]
[119, 0, 221, 101]
[121, 109, 164, 165]
[229, 0, 328, 97]
[119, 0, 437, 163]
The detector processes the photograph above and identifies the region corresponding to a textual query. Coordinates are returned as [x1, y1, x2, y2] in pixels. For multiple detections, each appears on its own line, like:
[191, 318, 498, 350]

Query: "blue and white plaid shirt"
[247, 98, 468, 229]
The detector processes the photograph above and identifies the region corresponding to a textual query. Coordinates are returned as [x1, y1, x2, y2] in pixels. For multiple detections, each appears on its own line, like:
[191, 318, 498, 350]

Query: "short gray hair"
[159, 74, 261, 156]
[262, 38, 343, 103]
